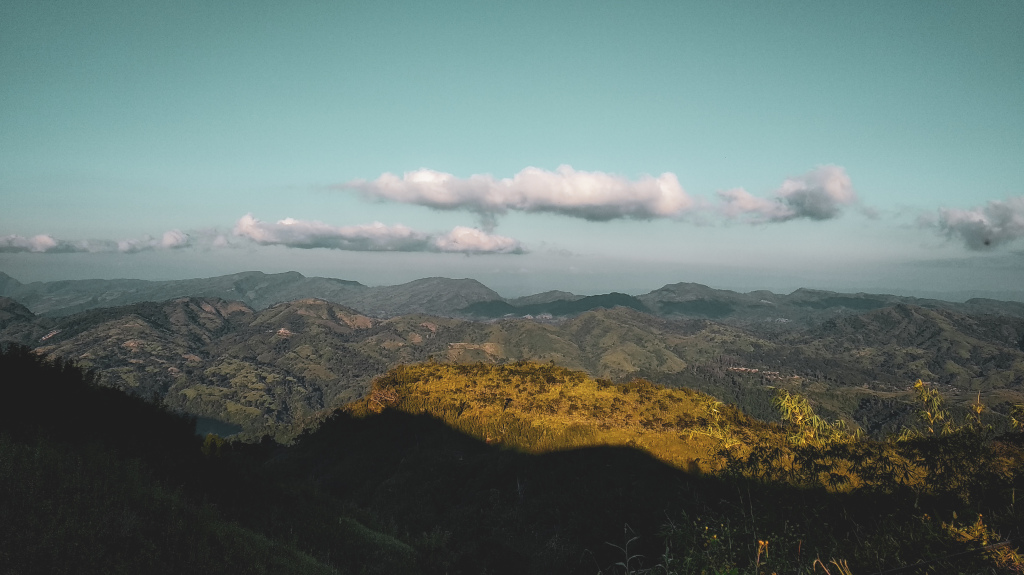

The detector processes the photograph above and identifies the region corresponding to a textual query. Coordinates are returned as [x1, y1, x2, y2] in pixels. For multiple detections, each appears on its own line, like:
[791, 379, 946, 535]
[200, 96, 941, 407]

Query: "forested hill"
[3, 348, 1022, 574]
[2, 294, 1023, 440]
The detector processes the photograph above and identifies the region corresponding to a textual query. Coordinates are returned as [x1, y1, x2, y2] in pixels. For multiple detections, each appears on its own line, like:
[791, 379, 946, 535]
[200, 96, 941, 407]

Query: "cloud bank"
[340, 165, 694, 223]
[0, 230, 191, 254]
[118, 230, 192, 253]
[931, 196, 1024, 250]
[717, 165, 858, 223]
[433, 226, 523, 253]
[233, 214, 524, 254]
[343, 164, 864, 226]
[0, 220, 524, 256]
[0, 234, 73, 253]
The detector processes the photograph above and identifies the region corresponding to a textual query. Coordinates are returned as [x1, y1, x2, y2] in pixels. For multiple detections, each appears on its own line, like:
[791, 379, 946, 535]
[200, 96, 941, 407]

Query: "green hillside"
[3, 345, 1023, 574]
[349, 361, 769, 470]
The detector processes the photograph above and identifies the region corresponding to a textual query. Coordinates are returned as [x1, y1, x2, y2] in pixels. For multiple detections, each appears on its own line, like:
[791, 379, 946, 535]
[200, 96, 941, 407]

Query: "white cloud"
[232, 214, 524, 254]
[0, 231, 191, 254]
[432, 226, 524, 254]
[161, 229, 190, 249]
[717, 188, 791, 221]
[340, 165, 695, 222]
[0, 220, 523, 256]
[718, 165, 859, 223]
[0, 234, 63, 253]
[117, 238, 155, 253]
[931, 196, 1024, 250]
[118, 230, 191, 253]
[233, 214, 431, 251]
[0, 234, 111, 253]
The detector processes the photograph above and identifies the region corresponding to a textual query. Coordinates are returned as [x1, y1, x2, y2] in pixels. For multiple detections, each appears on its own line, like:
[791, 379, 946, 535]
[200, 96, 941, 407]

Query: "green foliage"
[1010, 403, 1024, 430]
[897, 381, 1000, 443]
[909, 378, 955, 437]
[771, 388, 858, 447]
[698, 382, 1024, 572]
[202, 433, 226, 457]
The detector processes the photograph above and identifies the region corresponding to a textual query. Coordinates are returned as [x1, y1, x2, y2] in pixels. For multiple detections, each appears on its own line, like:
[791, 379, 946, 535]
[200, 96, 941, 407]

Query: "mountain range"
[4, 270, 1024, 326]
[2, 269, 1023, 439]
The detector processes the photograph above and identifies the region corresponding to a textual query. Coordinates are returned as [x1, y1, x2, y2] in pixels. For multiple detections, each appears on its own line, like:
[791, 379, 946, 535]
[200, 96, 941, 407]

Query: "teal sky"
[2, 1, 1022, 297]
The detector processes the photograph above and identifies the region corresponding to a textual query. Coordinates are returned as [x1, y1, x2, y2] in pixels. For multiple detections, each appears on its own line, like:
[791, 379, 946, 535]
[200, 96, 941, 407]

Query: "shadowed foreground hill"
[3, 347, 1024, 574]
[293, 362, 1024, 574]
[0, 344, 338, 575]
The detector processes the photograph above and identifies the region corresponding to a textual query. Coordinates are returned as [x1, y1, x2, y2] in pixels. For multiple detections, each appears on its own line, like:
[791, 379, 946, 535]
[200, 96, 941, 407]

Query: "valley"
[2, 271, 1023, 441]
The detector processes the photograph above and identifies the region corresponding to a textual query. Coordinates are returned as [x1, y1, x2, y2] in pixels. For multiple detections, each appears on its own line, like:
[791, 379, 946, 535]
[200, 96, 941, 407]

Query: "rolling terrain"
[2, 278, 1023, 439]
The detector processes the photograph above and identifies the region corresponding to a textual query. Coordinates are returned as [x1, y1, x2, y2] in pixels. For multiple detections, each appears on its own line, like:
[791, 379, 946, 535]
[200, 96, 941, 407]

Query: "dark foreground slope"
[3, 348, 1022, 574]
[0, 344, 338, 575]
[275, 363, 1024, 574]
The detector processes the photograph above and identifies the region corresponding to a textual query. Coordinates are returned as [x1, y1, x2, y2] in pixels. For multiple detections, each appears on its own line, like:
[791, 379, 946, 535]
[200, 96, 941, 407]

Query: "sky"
[2, 0, 1023, 298]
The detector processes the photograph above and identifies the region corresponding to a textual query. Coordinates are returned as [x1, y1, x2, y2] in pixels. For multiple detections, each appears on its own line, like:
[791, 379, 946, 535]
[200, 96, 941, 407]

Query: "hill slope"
[3, 346, 1023, 574]
[0, 296, 33, 329]
[3, 292, 1023, 438]
[352, 361, 768, 470]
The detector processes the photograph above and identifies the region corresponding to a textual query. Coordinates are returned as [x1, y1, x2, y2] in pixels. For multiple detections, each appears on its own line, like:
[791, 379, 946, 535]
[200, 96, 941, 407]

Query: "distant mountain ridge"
[506, 290, 583, 306]
[638, 282, 1024, 324]
[461, 292, 650, 318]
[5, 270, 1024, 325]
[0, 270, 364, 316]
[0, 271, 499, 318]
